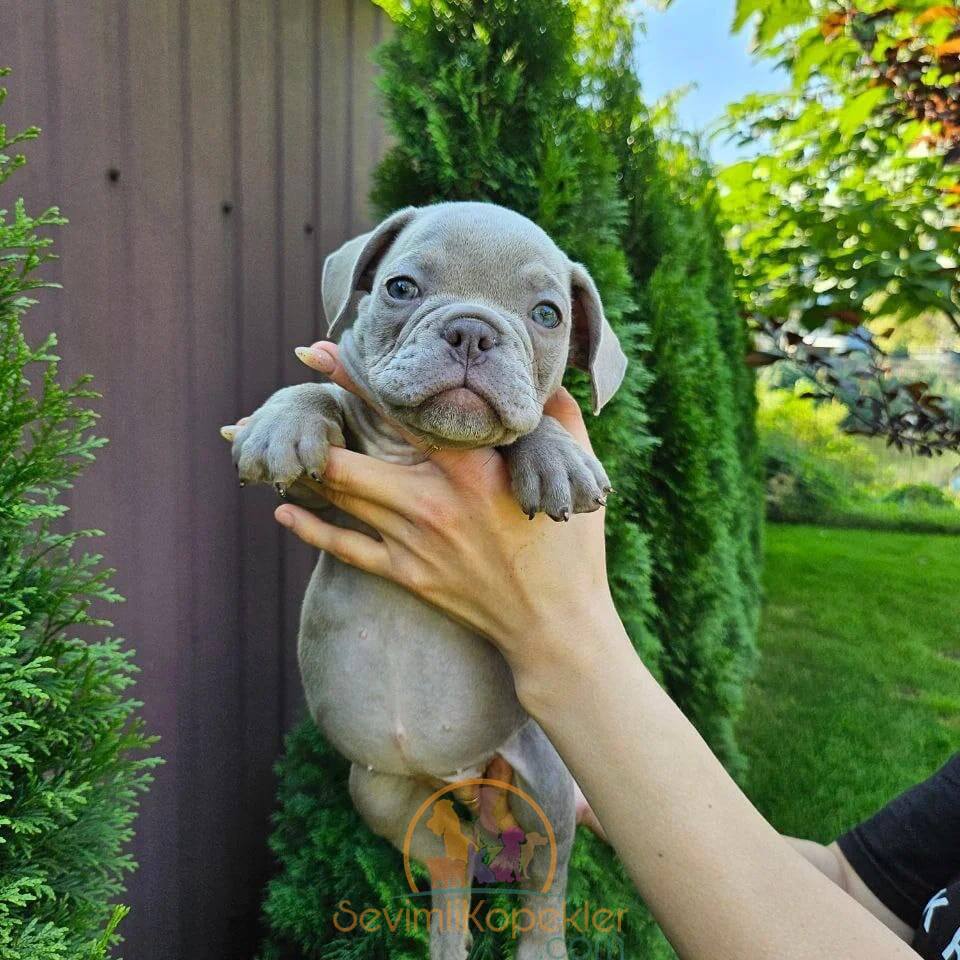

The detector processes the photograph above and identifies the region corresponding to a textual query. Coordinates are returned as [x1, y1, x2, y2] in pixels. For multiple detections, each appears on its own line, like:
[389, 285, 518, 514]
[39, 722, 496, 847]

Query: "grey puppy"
[229, 202, 626, 960]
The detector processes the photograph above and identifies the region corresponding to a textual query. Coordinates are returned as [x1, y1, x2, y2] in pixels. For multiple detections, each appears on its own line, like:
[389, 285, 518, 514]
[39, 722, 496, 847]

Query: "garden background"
[0, 1, 957, 959]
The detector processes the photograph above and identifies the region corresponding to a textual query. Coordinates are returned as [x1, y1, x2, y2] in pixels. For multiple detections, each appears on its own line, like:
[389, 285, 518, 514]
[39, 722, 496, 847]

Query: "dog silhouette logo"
[402, 777, 557, 895]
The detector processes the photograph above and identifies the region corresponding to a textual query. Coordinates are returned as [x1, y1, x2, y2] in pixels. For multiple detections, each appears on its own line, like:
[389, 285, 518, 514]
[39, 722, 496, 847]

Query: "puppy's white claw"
[220, 425, 237, 441]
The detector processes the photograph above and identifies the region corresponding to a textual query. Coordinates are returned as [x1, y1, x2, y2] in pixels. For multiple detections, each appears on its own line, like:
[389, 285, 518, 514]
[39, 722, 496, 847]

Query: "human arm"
[786, 838, 914, 942]
[251, 341, 919, 960]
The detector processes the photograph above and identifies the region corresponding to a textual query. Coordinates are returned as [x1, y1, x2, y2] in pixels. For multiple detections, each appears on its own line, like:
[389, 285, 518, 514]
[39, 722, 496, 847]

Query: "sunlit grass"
[741, 523, 960, 842]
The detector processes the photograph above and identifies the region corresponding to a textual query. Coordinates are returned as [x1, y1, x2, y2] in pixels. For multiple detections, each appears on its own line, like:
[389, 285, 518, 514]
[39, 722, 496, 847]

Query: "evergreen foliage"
[0, 72, 156, 959]
[589, 26, 761, 773]
[259, 2, 760, 957]
[372, 0, 660, 664]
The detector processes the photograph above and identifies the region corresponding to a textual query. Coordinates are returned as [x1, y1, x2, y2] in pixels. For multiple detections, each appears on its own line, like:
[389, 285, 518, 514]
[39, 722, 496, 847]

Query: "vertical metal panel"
[319, 0, 353, 262]
[350, 0, 383, 230]
[179, 0, 244, 951]
[279, 0, 321, 730]
[0, 1, 392, 957]
[234, 2, 287, 951]
[116, 0, 193, 950]
[6, 4, 63, 313]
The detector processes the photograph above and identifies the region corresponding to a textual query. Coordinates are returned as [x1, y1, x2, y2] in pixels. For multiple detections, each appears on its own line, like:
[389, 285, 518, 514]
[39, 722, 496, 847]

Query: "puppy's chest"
[341, 393, 423, 464]
[298, 392, 527, 775]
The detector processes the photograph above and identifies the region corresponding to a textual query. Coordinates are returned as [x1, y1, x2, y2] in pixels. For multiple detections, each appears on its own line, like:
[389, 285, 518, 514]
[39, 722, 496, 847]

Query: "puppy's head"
[323, 202, 627, 448]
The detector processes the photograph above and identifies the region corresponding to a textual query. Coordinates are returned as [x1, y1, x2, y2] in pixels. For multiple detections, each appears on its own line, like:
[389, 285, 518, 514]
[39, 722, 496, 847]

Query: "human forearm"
[518, 607, 917, 960]
[785, 838, 913, 942]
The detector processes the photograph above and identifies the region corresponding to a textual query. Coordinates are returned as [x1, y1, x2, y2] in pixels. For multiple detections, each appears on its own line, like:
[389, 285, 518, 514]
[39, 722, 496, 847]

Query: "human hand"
[223, 341, 625, 698]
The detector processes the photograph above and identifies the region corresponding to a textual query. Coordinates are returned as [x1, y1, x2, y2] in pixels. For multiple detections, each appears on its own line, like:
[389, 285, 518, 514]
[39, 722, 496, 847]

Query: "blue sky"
[633, 0, 784, 164]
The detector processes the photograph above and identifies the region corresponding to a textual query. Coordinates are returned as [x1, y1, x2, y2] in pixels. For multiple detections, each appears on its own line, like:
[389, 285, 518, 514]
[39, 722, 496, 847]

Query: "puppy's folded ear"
[567, 261, 628, 414]
[322, 206, 419, 336]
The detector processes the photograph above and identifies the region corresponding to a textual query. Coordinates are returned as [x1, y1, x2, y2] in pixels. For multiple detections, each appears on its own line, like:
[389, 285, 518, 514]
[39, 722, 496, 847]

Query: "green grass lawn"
[741, 523, 960, 843]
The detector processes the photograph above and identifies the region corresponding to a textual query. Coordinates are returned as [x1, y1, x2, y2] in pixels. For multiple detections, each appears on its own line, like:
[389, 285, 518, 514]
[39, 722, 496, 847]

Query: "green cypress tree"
[259, 3, 669, 958]
[0, 71, 157, 959]
[371, 0, 660, 663]
[259, 2, 760, 956]
[590, 26, 761, 775]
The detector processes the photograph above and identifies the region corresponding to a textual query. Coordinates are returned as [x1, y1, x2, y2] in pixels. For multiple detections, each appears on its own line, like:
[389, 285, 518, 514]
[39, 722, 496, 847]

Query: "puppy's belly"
[298, 552, 528, 778]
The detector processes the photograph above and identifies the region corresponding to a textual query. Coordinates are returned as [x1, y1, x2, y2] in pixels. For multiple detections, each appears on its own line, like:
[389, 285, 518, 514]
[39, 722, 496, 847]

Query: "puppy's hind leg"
[349, 765, 474, 960]
[497, 722, 576, 960]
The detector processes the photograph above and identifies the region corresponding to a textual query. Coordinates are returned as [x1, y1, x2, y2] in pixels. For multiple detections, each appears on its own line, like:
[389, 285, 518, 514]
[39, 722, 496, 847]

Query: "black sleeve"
[837, 753, 960, 927]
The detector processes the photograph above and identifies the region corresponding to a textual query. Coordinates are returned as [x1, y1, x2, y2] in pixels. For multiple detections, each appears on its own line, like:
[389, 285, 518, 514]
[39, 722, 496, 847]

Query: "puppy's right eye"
[385, 276, 420, 301]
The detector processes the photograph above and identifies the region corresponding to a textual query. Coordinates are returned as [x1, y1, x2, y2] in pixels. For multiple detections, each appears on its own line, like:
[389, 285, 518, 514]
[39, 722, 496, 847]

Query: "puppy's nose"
[442, 317, 497, 360]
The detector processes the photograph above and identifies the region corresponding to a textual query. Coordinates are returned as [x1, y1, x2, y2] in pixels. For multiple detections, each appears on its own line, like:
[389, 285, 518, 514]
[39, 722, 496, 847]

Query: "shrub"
[0, 73, 156, 959]
[759, 385, 960, 533]
[883, 483, 953, 509]
[259, 3, 760, 957]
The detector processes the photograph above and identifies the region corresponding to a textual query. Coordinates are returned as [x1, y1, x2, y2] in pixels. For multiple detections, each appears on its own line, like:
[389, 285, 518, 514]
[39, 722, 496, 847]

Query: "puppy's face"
[325, 202, 626, 448]
[350, 205, 570, 447]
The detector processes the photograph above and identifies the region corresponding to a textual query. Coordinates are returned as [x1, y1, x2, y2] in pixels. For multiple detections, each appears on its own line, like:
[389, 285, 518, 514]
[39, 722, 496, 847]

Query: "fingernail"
[220, 425, 237, 441]
[275, 508, 294, 529]
[295, 345, 334, 373]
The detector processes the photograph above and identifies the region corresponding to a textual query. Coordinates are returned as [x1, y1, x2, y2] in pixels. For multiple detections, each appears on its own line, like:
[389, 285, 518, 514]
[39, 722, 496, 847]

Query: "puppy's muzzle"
[443, 316, 498, 363]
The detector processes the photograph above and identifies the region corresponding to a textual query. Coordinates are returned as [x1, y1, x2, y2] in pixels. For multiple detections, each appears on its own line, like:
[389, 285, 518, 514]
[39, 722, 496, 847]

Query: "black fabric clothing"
[837, 753, 960, 958]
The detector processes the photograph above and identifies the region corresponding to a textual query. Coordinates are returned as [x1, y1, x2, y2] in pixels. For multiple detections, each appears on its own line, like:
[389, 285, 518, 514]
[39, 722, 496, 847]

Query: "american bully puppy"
[228, 202, 626, 960]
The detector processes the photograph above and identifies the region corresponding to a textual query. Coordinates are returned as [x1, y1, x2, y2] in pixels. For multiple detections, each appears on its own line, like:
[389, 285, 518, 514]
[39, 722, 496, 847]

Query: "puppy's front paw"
[231, 397, 345, 492]
[504, 417, 612, 521]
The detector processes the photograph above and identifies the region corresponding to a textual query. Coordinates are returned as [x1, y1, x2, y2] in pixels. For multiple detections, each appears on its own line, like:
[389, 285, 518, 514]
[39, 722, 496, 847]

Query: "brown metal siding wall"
[0, 2, 390, 957]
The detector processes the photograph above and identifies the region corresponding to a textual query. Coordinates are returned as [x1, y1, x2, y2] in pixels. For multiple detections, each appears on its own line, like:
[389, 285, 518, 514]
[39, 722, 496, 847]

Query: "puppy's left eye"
[531, 302, 561, 328]
[386, 276, 420, 301]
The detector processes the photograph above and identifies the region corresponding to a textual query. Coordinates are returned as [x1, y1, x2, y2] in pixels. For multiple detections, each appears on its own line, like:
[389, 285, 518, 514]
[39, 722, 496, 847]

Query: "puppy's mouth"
[433, 384, 493, 415]
[407, 381, 504, 447]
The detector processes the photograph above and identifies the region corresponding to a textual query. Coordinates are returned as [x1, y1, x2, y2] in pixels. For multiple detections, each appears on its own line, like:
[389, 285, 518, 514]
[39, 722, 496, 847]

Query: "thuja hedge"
[0, 74, 156, 959]
[259, 2, 761, 957]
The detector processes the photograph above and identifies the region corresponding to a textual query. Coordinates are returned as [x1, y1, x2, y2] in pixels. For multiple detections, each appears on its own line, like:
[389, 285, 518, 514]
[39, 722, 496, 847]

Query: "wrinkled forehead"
[380, 205, 570, 303]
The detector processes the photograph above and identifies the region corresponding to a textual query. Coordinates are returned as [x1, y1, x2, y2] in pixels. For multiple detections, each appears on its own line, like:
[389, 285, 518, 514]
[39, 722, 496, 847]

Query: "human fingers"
[318, 446, 428, 516]
[291, 350, 496, 486]
[274, 503, 389, 574]
[218, 416, 251, 442]
[295, 341, 433, 453]
[543, 388, 594, 452]
[294, 341, 362, 396]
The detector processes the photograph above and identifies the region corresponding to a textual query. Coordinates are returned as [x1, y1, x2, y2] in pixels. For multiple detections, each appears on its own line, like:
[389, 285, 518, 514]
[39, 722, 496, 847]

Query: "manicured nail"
[295, 345, 334, 373]
[275, 508, 294, 529]
[220, 425, 237, 441]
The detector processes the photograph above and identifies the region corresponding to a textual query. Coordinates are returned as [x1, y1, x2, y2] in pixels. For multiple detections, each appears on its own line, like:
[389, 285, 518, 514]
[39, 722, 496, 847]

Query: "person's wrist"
[509, 595, 634, 718]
